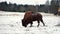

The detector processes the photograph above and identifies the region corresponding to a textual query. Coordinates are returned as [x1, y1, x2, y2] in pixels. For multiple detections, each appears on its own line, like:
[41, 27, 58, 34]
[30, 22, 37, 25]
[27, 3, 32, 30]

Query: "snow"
[0, 11, 60, 34]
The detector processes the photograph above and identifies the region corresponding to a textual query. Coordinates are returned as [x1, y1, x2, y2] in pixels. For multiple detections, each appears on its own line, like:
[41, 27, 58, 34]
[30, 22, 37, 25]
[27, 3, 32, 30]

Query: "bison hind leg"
[41, 19, 45, 26]
[37, 20, 40, 27]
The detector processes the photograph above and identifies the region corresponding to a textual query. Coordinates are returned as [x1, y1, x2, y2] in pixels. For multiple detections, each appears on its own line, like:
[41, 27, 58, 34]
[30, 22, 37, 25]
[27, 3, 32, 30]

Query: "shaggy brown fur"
[22, 11, 45, 27]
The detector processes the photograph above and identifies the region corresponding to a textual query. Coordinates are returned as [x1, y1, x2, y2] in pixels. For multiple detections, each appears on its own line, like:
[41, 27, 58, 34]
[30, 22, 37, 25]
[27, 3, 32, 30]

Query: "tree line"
[0, 1, 60, 15]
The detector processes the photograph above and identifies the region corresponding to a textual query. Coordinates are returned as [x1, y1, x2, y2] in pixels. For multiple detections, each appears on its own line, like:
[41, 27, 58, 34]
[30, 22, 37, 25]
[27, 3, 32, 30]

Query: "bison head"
[22, 19, 28, 27]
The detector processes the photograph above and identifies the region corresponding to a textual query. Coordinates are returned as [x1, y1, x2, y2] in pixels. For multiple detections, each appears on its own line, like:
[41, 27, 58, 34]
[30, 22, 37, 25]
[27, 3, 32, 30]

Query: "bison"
[22, 11, 45, 27]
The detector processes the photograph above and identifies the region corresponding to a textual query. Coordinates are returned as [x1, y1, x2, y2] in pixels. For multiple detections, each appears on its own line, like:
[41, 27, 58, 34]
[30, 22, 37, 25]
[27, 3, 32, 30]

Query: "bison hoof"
[43, 25, 45, 26]
[37, 26, 39, 27]
[30, 26, 32, 27]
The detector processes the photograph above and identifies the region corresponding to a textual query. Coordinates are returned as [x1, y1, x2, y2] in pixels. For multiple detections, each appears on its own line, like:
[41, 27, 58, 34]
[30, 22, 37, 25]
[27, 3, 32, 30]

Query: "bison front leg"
[37, 20, 40, 27]
[30, 22, 33, 27]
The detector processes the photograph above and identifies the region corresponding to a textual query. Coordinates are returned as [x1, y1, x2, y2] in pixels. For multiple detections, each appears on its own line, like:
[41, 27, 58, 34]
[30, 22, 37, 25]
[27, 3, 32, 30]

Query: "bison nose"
[24, 26, 27, 27]
[22, 24, 27, 27]
[23, 25, 27, 27]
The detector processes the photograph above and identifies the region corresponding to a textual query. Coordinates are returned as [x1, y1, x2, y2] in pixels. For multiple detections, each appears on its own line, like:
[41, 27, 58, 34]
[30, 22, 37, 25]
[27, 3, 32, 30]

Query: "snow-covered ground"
[0, 11, 60, 34]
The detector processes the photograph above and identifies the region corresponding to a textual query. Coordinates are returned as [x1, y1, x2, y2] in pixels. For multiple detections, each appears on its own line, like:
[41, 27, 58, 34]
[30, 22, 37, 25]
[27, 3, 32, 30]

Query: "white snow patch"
[0, 11, 60, 34]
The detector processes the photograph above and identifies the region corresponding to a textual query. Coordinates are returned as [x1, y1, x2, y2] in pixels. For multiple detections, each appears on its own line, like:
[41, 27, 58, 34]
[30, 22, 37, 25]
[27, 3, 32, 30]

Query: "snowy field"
[0, 11, 60, 34]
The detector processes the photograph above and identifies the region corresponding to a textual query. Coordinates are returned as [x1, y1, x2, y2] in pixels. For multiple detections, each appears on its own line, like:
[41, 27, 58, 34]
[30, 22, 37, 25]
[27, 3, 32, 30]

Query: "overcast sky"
[0, 0, 51, 5]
